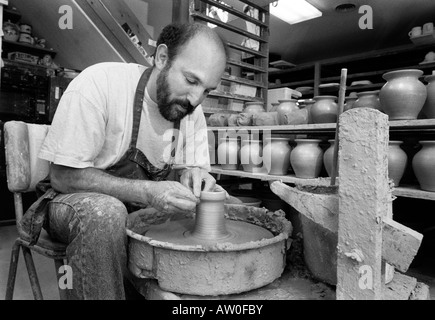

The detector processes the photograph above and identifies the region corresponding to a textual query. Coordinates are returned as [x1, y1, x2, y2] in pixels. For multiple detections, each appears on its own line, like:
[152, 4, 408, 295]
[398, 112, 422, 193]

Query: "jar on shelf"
[310, 96, 338, 124]
[412, 140, 435, 191]
[262, 136, 291, 175]
[303, 99, 315, 124]
[379, 69, 427, 120]
[422, 74, 435, 119]
[243, 101, 265, 114]
[217, 137, 240, 170]
[388, 140, 407, 187]
[352, 90, 382, 111]
[323, 139, 336, 177]
[343, 95, 358, 111]
[240, 139, 263, 173]
[290, 139, 324, 178]
[276, 99, 298, 125]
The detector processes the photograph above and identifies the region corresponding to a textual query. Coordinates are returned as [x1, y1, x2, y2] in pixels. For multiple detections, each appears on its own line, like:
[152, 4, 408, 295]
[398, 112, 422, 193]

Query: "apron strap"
[131, 67, 181, 160]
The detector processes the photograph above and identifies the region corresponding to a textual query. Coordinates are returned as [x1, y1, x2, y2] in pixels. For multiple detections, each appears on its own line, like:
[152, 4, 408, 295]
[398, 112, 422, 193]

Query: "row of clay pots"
[215, 136, 328, 179]
[389, 140, 435, 192]
[214, 136, 435, 191]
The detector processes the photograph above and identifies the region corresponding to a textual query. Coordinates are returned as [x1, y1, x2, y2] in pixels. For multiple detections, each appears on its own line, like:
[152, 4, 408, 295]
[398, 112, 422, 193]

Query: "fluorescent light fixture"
[270, 0, 322, 25]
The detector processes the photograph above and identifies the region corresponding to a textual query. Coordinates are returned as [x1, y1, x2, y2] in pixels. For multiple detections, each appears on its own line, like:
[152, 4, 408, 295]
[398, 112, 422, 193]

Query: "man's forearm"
[49, 164, 152, 206]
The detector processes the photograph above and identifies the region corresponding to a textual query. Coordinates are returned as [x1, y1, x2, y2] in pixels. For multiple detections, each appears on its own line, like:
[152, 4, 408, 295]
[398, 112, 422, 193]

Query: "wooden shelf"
[2, 40, 57, 58]
[209, 90, 264, 102]
[210, 166, 332, 186]
[393, 185, 435, 201]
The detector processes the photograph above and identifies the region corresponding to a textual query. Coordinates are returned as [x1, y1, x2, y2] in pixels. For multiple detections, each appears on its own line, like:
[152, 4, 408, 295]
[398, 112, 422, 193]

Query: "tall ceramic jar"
[276, 99, 298, 125]
[422, 74, 435, 119]
[323, 139, 336, 177]
[344, 96, 357, 111]
[262, 136, 291, 175]
[388, 140, 407, 187]
[304, 99, 315, 124]
[379, 69, 427, 120]
[290, 139, 324, 178]
[310, 96, 338, 124]
[270, 102, 279, 112]
[352, 90, 382, 111]
[240, 139, 263, 173]
[412, 141, 435, 191]
[217, 137, 240, 170]
[243, 101, 265, 114]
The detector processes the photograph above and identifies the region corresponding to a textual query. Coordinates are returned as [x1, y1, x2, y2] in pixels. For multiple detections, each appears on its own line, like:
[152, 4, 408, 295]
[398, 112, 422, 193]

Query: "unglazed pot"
[276, 99, 298, 125]
[388, 140, 407, 187]
[252, 112, 278, 126]
[290, 139, 324, 178]
[262, 136, 291, 175]
[304, 99, 315, 124]
[412, 141, 435, 191]
[243, 101, 265, 114]
[217, 137, 240, 170]
[352, 90, 381, 111]
[310, 96, 338, 124]
[240, 139, 263, 173]
[379, 69, 427, 120]
[323, 139, 336, 177]
[344, 96, 357, 111]
[422, 75, 435, 119]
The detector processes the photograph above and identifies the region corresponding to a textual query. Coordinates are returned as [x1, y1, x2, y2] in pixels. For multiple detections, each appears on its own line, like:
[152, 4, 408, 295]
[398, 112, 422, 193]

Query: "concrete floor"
[0, 225, 60, 300]
[1, 223, 435, 300]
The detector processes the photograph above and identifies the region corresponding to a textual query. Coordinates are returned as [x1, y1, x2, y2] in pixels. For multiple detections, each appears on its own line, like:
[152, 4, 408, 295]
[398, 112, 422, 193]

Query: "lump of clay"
[283, 108, 309, 125]
[252, 112, 279, 126]
[208, 113, 229, 127]
[236, 112, 253, 126]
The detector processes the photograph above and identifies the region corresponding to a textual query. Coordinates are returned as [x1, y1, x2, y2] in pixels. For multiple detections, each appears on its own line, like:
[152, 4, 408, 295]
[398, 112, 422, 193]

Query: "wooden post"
[336, 108, 391, 300]
[172, 0, 191, 23]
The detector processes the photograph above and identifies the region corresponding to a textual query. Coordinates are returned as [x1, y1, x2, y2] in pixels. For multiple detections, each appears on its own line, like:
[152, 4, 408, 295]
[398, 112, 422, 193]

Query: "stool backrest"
[4, 121, 50, 193]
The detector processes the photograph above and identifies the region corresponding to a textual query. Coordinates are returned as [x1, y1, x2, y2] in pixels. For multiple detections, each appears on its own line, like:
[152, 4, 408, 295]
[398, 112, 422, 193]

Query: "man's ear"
[154, 44, 169, 70]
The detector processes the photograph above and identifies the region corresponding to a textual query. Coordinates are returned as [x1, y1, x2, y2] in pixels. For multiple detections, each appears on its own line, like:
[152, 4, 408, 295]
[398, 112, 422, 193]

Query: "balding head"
[154, 22, 228, 66]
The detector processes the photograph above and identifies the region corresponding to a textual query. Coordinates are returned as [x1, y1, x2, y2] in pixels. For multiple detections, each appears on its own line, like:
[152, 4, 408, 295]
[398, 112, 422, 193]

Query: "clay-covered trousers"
[46, 192, 129, 300]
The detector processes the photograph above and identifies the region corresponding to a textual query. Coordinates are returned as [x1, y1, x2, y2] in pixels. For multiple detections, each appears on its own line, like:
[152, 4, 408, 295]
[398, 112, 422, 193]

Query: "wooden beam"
[382, 218, 423, 272]
[337, 108, 390, 300]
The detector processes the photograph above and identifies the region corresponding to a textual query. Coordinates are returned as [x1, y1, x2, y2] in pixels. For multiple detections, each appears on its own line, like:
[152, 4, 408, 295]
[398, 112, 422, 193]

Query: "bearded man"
[24, 22, 227, 299]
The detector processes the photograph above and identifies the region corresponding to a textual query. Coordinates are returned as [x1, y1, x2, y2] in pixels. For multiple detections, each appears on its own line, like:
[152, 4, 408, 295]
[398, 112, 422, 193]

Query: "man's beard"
[156, 64, 196, 122]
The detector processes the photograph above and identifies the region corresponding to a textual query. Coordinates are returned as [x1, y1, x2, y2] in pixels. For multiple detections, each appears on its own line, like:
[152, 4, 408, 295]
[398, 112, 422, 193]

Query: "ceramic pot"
[310, 96, 338, 124]
[412, 141, 435, 191]
[236, 112, 253, 126]
[283, 108, 308, 125]
[344, 96, 357, 111]
[379, 69, 427, 120]
[323, 139, 336, 177]
[270, 103, 279, 112]
[253, 112, 279, 126]
[352, 90, 382, 111]
[207, 131, 216, 165]
[388, 140, 407, 187]
[290, 139, 324, 178]
[208, 113, 229, 127]
[262, 136, 291, 175]
[240, 139, 263, 173]
[227, 114, 239, 127]
[304, 99, 315, 124]
[217, 137, 240, 170]
[243, 101, 265, 114]
[276, 99, 298, 125]
[422, 75, 435, 118]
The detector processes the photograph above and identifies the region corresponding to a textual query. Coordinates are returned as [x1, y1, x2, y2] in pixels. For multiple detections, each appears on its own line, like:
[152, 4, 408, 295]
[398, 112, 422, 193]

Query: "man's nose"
[188, 87, 207, 107]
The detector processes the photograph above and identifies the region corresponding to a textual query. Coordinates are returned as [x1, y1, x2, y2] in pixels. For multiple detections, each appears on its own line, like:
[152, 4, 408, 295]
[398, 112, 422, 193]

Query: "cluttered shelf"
[207, 118, 435, 133]
[211, 166, 435, 201]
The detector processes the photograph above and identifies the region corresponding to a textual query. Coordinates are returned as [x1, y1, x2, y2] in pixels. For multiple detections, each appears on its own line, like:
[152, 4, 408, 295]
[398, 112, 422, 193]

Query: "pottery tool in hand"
[330, 68, 347, 186]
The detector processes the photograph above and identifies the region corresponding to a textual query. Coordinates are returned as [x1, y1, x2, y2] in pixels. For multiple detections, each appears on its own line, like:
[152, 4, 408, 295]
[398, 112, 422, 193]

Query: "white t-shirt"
[39, 62, 211, 172]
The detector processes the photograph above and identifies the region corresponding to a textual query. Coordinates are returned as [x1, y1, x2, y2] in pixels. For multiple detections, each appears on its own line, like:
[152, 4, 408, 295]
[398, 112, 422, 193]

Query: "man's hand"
[179, 167, 229, 199]
[147, 181, 199, 214]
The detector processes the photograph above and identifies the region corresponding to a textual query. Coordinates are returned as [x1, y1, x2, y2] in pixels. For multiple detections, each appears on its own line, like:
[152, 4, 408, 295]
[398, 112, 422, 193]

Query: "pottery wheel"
[144, 218, 273, 246]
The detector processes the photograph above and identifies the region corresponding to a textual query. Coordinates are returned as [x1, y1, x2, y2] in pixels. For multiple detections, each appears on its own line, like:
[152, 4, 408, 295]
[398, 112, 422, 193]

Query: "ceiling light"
[270, 0, 322, 25]
[335, 3, 357, 13]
